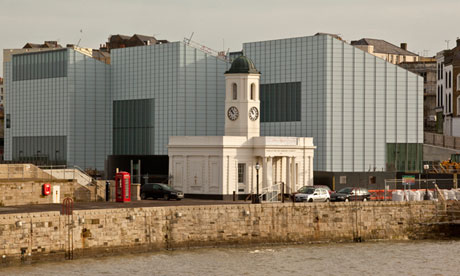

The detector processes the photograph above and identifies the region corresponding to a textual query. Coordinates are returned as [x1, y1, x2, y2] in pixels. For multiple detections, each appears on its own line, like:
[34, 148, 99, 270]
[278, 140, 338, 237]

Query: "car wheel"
[176, 198, 182, 201]
[164, 194, 170, 201]
[363, 198, 367, 202]
[325, 198, 330, 202]
[308, 198, 313, 202]
[345, 198, 349, 202]
[141, 192, 147, 200]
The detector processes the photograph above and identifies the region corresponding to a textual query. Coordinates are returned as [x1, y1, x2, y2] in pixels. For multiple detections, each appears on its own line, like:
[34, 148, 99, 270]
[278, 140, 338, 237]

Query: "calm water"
[1, 240, 459, 276]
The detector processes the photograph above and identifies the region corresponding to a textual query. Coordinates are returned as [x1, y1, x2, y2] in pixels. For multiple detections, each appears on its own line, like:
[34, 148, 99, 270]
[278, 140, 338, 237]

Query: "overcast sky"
[1, 0, 459, 76]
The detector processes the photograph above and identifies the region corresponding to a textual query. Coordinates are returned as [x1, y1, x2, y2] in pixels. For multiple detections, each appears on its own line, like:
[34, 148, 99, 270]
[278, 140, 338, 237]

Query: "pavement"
[0, 199, 254, 215]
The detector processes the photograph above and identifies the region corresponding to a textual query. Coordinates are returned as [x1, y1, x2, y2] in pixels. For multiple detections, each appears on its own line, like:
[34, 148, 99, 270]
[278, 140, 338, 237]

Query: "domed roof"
[225, 55, 260, 74]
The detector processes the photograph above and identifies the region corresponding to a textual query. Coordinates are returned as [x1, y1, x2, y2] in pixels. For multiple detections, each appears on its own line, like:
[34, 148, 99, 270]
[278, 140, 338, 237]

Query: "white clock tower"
[169, 55, 315, 199]
[224, 56, 261, 138]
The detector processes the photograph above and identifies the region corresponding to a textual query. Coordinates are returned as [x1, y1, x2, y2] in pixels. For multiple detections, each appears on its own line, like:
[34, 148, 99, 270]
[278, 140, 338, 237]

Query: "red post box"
[42, 183, 51, 196]
[115, 172, 131, 202]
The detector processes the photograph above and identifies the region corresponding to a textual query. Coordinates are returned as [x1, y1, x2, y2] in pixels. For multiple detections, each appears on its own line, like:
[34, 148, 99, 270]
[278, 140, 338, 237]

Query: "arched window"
[232, 83, 237, 100]
[250, 83, 255, 100]
[449, 71, 452, 88]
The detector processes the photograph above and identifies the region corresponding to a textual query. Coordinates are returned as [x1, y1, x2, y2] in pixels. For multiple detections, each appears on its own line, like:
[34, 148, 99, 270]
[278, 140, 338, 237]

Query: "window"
[238, 164, 245, 183]
[232, 83, 237, 100]
[449, 94, 452, 113]
[449, 71, 452, 88]
[438, 64, 440, 80]
[12, 49, 67, 81]
[113, 99, 155, 155]
[457, 96, 460, 115]
[250, 83, 255, 100]
[260, 82, 301, 122]
[420, 72, 427, 83]
[441, 86, 443, 107]
[446, 72, 448, 87]
[6, 114, 10, 128]
[438, 86, 441, 106]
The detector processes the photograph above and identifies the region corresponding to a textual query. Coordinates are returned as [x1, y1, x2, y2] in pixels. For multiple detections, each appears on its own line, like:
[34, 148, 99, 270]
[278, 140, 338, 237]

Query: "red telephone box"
[42, 183, 51, 196]
[115, 172, 131, 202]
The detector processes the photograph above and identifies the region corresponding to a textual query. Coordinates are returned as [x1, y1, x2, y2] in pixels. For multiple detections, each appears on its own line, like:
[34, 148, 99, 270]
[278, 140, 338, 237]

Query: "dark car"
[140, 183, 184, 200]
[330, 187, 371, 202]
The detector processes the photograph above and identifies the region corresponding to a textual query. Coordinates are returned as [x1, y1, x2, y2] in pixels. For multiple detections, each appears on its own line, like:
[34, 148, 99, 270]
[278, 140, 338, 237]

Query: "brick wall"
[0, 201, 457, 265]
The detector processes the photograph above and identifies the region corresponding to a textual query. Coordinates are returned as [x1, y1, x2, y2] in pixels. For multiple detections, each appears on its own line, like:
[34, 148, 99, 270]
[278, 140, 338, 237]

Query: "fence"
[373, 179, 460, 201]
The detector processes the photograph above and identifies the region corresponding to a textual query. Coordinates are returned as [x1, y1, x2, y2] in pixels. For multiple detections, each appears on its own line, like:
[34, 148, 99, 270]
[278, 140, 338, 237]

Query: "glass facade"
[113, 99, 155, 155]
[111, 42, 228, 156]
[260, 82, 301, 122]
[386, 143, 423, 172]
[4, 35, 423, 173]
[4, 48, 111, 170]
[12, 136, 66, 162]
[13, 50, 67, 81]
[244, 35, 423, 172]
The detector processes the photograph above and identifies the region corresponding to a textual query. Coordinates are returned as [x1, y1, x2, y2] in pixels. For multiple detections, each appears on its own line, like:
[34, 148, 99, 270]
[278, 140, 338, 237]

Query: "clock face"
[249, 107, 259, 121]
[227, 106, 239, 121]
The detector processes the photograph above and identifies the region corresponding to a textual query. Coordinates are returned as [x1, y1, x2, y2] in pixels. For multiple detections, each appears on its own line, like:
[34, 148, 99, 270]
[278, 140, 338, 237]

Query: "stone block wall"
[0, 164, 54, 180]
[0, 201, 456, 265]
[0, 180, 91, 206]
[425, 132, 460, 150]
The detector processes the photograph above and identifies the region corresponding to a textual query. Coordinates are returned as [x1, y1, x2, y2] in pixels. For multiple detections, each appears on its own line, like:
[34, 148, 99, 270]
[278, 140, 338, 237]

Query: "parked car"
[140, 183, 184, 200]
[330, 187, 371, 202]
[296, 185, 333, 195]
[295, 187, 330, 202]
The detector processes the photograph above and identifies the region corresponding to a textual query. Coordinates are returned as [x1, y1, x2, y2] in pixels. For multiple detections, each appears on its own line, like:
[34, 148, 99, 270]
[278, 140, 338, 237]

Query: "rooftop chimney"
[400, 43, 407, 50]
[457, 38, 460, 48]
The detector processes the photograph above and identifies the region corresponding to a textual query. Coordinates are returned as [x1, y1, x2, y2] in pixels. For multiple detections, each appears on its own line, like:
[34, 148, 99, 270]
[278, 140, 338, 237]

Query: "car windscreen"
[297, 186, 309, 193]
[337, 187, 353, 194]
[300, 188, 315, 194]
[158, 184, 174, 191]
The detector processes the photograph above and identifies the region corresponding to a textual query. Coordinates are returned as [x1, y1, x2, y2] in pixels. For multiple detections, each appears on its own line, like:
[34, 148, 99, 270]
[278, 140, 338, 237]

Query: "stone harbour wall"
[0, 201, 457, 265]
[0, 180, 92, 206]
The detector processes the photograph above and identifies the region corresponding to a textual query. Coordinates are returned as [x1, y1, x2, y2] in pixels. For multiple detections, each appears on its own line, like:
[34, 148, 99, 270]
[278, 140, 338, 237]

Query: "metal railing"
[259, 182, 284, 203]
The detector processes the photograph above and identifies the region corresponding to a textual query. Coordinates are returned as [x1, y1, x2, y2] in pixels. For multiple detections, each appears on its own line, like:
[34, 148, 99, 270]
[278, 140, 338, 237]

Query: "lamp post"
[55, 150, 60, 165]
[255, 162, 260, 204]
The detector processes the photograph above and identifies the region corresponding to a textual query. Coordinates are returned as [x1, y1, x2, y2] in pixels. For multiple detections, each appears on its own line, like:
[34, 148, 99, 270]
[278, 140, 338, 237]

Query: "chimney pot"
[400, 43, 407, 50]
[456, 39, 460, 48]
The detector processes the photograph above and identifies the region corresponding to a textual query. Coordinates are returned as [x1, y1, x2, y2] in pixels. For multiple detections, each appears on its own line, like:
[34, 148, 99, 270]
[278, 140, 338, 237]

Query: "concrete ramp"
[43, 168, 94, 187]
[424, 144, 460, 161]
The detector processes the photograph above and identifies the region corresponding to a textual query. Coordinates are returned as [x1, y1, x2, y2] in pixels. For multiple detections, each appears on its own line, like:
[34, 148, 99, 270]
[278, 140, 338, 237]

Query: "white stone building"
[168, 56, 315, 199]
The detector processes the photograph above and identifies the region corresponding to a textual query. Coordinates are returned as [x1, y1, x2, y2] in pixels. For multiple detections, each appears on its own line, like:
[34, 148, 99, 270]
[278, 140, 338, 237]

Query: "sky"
[1, 0, 459, 76]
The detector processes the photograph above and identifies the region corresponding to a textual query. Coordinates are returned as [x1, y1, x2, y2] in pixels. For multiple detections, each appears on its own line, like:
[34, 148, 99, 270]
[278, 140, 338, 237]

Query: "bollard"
[233, 191, 236, 201]
[105, 181, 110, 202]
[281, 182, 285, 203]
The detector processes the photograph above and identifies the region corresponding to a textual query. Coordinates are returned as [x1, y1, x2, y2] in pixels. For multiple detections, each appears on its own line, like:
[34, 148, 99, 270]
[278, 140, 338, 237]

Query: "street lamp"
[255, 162, 260, 204]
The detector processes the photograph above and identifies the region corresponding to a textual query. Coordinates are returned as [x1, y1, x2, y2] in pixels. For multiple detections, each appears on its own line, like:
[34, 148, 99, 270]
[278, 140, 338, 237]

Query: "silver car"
[295, 187, 330, 202]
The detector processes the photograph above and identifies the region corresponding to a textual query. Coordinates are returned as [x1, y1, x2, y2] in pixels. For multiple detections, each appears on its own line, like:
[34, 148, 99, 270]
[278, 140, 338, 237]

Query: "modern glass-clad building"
[111, 41, 229, 156]
[3, 48, 111, 170]
[3, 34, 423, 176]
[244, 34, 423, 173]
